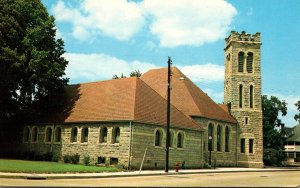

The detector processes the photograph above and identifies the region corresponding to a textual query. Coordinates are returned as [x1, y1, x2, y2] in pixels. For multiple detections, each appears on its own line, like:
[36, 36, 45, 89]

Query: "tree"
[0, 0, 68, 120]
[112, 70, 142, 79]
[130, 70, 142, 77]
[294, 101, 300, 123]
[262, 95, 287, 166]
[112, 73, 126, 79]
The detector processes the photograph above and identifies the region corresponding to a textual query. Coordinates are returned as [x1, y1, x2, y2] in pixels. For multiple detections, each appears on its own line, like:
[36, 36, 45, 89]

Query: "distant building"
[285, 124, 300, 163]
[22, 31, 263, 169]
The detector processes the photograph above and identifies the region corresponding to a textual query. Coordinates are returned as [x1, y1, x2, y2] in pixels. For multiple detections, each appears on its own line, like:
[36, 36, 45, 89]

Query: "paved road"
[1, 171, 300, 187]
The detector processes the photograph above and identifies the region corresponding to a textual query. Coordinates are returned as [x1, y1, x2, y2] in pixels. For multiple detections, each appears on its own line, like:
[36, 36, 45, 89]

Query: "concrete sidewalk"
[1, 167, 300, 179]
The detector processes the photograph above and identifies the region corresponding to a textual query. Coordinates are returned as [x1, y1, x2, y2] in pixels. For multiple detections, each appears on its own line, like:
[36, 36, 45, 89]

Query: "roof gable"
[141, 67, 237, 123]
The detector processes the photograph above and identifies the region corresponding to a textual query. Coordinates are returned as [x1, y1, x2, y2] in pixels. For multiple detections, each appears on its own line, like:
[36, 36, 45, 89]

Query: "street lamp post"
[209, 136, 212, 166]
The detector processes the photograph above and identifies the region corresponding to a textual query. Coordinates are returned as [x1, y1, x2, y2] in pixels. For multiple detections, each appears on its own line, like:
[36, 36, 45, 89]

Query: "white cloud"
[265, 93, 300, 127]
[142, 0, 237, 47]
[52, 0, 145, 41]
[52, 0, 237, 47]
[64, 53, 157, 83]
[179, 64, 224, 83]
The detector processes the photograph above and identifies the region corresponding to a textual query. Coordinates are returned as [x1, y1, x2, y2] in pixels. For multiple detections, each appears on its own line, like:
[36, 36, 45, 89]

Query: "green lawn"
[0, 159, 119, 173]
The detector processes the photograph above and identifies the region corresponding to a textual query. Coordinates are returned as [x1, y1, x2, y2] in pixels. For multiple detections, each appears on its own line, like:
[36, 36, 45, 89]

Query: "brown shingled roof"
[45, 77, 202, 131]
[141, 67, 237, 123]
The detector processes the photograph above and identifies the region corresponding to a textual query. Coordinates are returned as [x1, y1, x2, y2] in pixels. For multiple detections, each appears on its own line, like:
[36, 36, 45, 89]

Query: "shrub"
[63, 154, 80, 164]
[52, 152, 61, 162]
[63, 155, 71, 163]
[43, 152, 53, 161]
[71, 154, 80, 164]
[263, 148, 285, 166]
[84, 155, 90, 166]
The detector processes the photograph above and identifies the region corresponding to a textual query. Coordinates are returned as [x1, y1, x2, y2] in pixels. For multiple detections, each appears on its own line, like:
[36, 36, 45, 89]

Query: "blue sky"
[41, 0, 300, 127]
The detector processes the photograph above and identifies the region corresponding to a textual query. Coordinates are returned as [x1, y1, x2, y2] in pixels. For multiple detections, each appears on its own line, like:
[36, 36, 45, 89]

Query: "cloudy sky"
[41, 0, 300, 127]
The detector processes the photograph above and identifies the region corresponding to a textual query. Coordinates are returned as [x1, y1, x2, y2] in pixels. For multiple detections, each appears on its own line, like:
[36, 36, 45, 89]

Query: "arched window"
[55, 127, 62, 142]
[70, 127, 78, 142]
[250, 85, 253, 108]
[155, 130, 162, 146]
[208, 123, 214, 151]
[238, 52, 244, 72]
[225, 126, 230, 152]
[24, 127, 30, 142]
[112, 127, 120, 144]
[100, 127, 108, 143]
[177, 132, 184, 148]
[239, 84, 243, 108]
[217, 125, 222, 152]
[45, 127, 52, 142]
[247, 52, 253, 73]
[81, 127, 89, 143]
[32, 127, 38, 142]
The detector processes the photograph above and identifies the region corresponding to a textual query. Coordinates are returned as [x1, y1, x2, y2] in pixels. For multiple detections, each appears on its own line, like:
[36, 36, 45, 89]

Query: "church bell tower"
[224, 31, 263, 167]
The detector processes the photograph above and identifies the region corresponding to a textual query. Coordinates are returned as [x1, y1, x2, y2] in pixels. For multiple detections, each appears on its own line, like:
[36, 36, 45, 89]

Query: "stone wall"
[22, 122, 131, 166]
[22, 122, 204, 169]
[193, 117, 238, 167]
[129, 123, 204, 169]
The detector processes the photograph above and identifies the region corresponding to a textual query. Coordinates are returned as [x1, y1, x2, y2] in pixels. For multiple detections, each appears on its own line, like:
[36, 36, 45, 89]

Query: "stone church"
[22, 31, 263, 169]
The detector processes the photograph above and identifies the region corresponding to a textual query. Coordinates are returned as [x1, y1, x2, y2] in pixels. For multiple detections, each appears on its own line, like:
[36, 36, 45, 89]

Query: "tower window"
[247, 52, 253, 73]
[249, 139, 254, 153]
[238, 52, 244, 72]
[245, 117, 249, 125]
[250, 85, 253, 108]
[239, 84, 243, 108]
[240, 138, 245, 153]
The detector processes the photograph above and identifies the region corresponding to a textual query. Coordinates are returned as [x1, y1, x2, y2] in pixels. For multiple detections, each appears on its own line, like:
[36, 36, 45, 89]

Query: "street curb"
[1, 168, 300, 180]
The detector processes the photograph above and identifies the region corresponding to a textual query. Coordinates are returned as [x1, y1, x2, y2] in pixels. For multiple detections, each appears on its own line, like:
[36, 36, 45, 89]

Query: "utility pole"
[165, 56, 172, 173]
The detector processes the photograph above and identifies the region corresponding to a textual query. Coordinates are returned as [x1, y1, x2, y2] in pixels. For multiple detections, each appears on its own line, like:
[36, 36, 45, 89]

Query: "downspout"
[128, 121, 133, 171]
[236, 123, 238, 167]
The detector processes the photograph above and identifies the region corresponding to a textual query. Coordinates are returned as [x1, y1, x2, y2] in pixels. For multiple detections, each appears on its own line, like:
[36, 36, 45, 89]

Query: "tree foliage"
[262, 95, 287, 150]
[112, 73, 126, 79]
[262, 95, 287, 166]
[112, 70, 142, 79]
[0, 0, 68, 120]
[130, 70, 142, 77]
[294, 101, 300, 123]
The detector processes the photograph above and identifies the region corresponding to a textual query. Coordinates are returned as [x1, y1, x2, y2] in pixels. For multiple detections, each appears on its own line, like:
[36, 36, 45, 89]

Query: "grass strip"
[0, 159, 118, 173]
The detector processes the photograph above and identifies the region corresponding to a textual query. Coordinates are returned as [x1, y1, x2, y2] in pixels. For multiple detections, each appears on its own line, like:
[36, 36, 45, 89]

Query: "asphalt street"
[1, 171, 300, 187]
